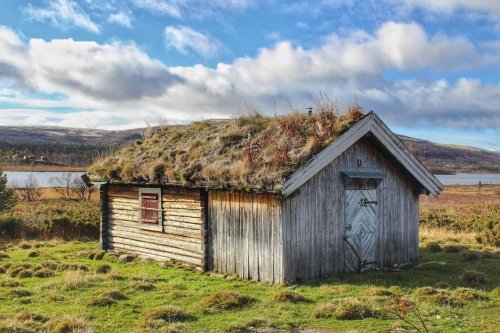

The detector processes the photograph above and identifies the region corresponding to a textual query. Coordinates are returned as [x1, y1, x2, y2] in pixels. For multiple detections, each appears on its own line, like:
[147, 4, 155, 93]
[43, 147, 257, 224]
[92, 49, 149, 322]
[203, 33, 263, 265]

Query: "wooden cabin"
[88, 111, 442, 283]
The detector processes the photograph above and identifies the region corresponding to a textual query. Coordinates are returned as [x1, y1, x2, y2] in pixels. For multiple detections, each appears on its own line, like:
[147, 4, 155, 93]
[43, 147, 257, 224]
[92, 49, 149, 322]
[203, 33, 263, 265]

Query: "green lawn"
[0, 239, 498, 333]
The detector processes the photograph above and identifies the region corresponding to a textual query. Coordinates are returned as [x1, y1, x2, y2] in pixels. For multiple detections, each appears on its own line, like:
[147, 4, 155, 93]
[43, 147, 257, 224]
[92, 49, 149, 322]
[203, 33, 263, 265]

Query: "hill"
[0, 125, 498, 174]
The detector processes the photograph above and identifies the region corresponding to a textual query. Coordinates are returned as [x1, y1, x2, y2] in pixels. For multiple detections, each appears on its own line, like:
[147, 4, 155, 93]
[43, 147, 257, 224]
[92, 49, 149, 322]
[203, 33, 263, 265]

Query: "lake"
[4, 171, 500, 187]
[435, 173, 500, 186]
[4, 171, 85, 188]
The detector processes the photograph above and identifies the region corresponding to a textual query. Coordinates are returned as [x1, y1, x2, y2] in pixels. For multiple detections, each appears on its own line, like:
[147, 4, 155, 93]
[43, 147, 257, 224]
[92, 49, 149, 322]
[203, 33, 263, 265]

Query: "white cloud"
[130, 0, 256, 18]
[23, 0, 100, 33]
[129, 0, 181, 17]
[107, 11, 133, 28]
[164, 26, 222, 57]
[0, 22, 499, 133]
[397, 0, 500, 21]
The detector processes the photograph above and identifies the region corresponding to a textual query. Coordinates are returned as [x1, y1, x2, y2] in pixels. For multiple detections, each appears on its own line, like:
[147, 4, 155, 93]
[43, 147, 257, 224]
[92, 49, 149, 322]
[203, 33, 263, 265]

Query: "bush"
[95, 264, 112, 274]
[460, 252, 479, 261]
[460, 270, 487, 286]
[89, 290, 127, 306]
[272, 291, 308, 303]
[33, 268, 55, 278]
[0, 199, 99, 241]
[203, 292, 256, 310]
[27, 251, 39, 258]
[334, 299, 379, 320]
[47, 315, 95, 333]
[451, 288, 488, 302]
[426, 242, 442, 252]
[142, 306, 192, 325]
[366, 288, 393, 296]
[312, 303, 336, 318]
[443, 245, 461, 253]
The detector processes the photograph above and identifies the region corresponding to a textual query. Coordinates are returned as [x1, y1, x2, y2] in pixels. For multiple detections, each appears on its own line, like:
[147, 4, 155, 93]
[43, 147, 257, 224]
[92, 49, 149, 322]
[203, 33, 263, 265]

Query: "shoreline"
[1, 164, 87, 172]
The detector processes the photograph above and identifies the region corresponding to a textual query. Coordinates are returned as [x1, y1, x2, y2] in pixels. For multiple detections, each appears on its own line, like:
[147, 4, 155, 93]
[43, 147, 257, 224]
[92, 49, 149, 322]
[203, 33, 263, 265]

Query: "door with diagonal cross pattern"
[344, 190, 377, 273]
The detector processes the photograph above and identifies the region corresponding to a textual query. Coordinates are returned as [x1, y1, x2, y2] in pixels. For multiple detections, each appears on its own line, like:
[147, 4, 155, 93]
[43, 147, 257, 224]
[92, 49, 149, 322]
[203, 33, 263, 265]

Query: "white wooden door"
[344, 190, 377, 273]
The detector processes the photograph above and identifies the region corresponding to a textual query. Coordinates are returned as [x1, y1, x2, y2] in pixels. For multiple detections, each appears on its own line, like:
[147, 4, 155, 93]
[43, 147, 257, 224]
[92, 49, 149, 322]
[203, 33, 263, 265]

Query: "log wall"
[104, 185, 206, 266]
[208, 191, 283, 283]
[282, 137, 420, 280]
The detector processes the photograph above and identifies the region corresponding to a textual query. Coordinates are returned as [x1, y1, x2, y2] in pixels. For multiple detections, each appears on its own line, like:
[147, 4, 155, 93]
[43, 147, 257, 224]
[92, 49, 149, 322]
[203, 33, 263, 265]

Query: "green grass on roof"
[87, 104, 365, 190]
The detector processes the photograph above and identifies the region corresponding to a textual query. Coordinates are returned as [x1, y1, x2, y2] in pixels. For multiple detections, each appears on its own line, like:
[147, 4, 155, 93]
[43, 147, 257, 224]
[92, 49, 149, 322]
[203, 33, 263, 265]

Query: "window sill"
[139, 224, 163, 232]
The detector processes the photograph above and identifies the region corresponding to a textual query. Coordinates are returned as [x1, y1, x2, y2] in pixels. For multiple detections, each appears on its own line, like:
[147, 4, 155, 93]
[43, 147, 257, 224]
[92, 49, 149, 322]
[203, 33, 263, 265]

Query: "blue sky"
[0, 0, 499, 150]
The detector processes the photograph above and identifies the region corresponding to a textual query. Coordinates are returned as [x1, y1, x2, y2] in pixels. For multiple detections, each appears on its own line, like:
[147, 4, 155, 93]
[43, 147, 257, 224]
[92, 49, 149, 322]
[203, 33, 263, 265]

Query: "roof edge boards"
[282, 112, 443, 197]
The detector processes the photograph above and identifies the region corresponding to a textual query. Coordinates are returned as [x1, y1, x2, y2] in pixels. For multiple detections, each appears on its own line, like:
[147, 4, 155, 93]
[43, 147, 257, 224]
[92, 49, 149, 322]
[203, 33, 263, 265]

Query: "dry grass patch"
[366, 287, 393, 297]
[426, 242, 442, 252]
[89, 290, 127, 307]
[33, 268, 55, 278]
[95, 264, 112, 274]
[311, 303, 337, 318]
[0, 251, 9, 259]
[17, 240, 32, 249]
[60, 270, 103, 290]
[460, 269, 487, 287]
[47, 315, 95, 333]
[272, 291, 308, 303]
[203, 292, 256, 311]
[8, 288, 32, 298]
[333, 298, 379, 320]
[141, 305, 193, 330]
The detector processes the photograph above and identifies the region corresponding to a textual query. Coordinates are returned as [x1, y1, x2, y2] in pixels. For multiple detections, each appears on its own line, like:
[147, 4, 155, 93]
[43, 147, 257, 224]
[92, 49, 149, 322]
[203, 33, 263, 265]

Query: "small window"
[139, 188, 163, 231]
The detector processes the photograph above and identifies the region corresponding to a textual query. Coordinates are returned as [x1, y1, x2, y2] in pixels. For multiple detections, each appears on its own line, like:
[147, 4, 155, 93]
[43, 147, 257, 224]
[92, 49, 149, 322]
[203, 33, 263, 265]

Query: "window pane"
[141, 193, 159, 224]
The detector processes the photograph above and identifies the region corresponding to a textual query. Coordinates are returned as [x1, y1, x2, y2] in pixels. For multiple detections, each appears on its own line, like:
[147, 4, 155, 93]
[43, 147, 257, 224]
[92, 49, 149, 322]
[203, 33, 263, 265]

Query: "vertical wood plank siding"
[282, 137, 420, 281]
[105, 185, 206, 266]
[209, 190, 283, 283]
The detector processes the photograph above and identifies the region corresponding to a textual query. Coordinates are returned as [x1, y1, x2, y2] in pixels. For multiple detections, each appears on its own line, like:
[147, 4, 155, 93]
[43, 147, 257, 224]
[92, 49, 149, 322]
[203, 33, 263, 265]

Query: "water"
[435, 173, 500, 186]
[3, 171, 500, 187]
[4, 171, 85, 188]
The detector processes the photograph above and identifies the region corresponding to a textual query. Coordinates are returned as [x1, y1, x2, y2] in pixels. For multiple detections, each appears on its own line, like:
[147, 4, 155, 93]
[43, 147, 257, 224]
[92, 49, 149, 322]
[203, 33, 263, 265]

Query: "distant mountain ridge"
[0, 125, 498, 174]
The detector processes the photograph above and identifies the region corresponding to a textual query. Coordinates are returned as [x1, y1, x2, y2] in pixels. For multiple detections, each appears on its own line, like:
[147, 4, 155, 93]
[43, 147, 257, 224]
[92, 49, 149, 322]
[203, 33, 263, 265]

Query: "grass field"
[0, 185, 498, 333]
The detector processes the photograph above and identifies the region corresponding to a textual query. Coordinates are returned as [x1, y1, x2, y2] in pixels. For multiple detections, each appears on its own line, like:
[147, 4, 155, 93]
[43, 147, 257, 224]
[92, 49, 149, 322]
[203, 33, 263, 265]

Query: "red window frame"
[139, 188, 163, 231]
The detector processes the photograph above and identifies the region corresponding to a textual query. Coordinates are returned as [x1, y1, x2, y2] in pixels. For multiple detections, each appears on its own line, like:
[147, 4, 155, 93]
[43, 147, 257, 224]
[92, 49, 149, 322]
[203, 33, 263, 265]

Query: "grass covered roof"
[87, 104, 365, 191]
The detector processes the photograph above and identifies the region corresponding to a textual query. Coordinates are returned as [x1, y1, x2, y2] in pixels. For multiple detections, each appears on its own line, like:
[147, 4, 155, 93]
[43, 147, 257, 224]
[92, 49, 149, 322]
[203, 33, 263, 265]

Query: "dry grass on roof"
[87, 103, 364, 190]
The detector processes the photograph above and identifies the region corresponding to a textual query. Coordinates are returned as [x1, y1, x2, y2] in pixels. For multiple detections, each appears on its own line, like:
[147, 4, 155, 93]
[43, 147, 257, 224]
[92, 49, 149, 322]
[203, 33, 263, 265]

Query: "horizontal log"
[108, 234, 201, 258]
[162, 202, 202, 210]
[163, 226, 202, 239]
[108, 228, 202, 253]
[108, 242, 202, 266]
[165, 210, 202, 218]
[164, 214, 204, 225]
[163, 220, 203, 230]
[108, 219, 203, 244]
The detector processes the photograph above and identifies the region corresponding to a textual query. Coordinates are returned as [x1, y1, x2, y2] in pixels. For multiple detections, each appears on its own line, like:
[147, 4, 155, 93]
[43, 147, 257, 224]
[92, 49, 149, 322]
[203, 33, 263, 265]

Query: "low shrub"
[93, 250, 106, 260]
[451, 288, 488, 302]
[426, 242, 442, 252]
[491, 287, 500, 296]
[443, 245, 461, 253]
[366, 288, 393, 297]
[57, 263, 89, 272]
[435, 282, 450, 289]
[27, 251, 40, 258]
[33, 268, 55, 278]
[312, 303, 336, 318]
[203, 292, 256, 310]
[16, 312, 48, 323]
[8, 288, 32, 297]
[17, 270, 33, 278]
[18, 241, 32, 249]
[460, 252, 479, 261]
[0, 251, 9, 259]
[89, 290, 127, 306]
[141, 306, 192, 325]
[460, 270, 487, 286]
[7, 263, 31, 277]
[413, 287, 438, 299]
[95, 264, 112, 274]
[47, 314, 95, 333]
[272, 291, 308, 303]
[334, 299, 379, 320]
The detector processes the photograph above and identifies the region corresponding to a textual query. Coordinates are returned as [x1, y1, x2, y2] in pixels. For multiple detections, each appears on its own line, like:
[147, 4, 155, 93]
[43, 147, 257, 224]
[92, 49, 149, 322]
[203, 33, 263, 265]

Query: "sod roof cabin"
[87, 109, 442, 283]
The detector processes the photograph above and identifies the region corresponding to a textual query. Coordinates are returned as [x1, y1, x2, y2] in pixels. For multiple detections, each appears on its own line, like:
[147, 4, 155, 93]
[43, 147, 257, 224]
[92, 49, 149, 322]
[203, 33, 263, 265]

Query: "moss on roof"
[87, 104, 365, 191]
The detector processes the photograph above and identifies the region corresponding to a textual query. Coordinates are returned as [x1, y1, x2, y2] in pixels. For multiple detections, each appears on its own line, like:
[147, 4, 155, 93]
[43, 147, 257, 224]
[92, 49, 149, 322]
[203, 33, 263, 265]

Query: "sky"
[0, 0, 499, 150]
